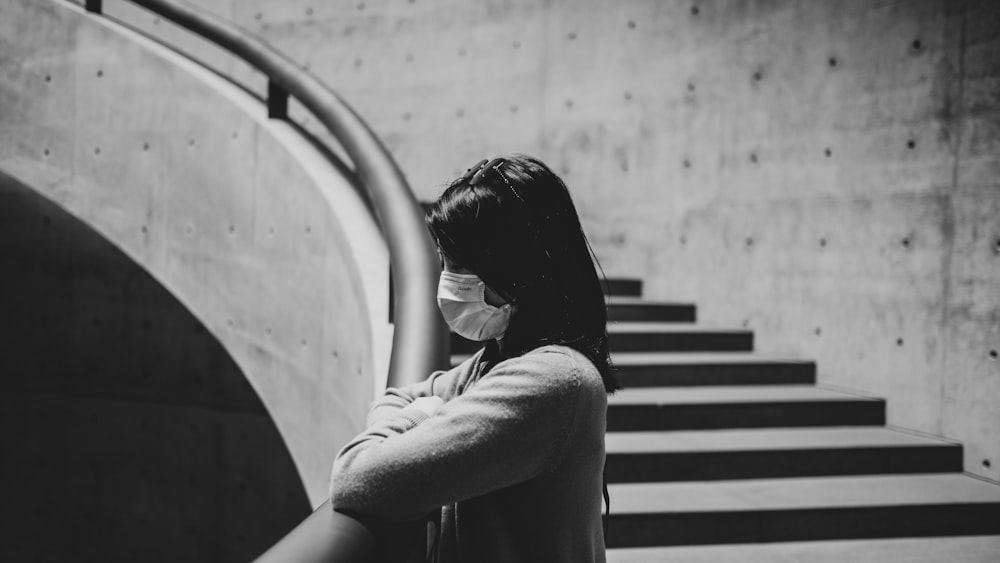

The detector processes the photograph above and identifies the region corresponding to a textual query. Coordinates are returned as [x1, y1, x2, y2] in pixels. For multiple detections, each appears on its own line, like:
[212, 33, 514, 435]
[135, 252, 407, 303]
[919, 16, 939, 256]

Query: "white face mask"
[437, 271, 513, 341]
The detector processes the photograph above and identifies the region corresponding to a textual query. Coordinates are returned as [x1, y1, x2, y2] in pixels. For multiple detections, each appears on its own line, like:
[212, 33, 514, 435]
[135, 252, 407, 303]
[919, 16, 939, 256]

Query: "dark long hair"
[425, 155, 619, 394]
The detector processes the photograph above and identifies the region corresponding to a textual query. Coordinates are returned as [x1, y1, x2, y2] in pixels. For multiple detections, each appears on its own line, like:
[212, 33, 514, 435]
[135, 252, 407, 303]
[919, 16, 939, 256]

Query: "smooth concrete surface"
[611, 352, 813, 366]
[609, 385, 881, 405]
[609, 473, 1000, 513]
[0, 0, 391, 507]
[606, 427, 956, 453]
[0, 174, 313, 560]
[607, 536, 1000, 563]
[112, 0, 1000, 483]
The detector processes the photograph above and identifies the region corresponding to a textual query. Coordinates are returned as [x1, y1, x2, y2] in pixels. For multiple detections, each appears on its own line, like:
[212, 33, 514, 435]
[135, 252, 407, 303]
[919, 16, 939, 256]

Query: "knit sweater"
[329, 343, 608, 563]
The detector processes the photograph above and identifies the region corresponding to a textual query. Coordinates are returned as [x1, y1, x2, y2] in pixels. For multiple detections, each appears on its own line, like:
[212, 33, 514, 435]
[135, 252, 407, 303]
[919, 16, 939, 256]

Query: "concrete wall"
[0, 173, 310, 561]
[107, 0, 1000, 481]
[0, 0, 392, 511]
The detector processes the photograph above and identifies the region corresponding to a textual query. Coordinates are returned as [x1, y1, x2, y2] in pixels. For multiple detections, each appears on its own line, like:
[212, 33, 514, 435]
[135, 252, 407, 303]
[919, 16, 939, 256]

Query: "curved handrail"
[82, 0, 447, 560]
[115, 0, 449, 388]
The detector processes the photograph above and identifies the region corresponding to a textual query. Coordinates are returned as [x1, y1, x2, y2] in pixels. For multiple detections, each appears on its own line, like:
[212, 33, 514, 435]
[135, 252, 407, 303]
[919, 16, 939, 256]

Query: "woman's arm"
[330, 348, 588, 522]
[365, 352, 481, 427]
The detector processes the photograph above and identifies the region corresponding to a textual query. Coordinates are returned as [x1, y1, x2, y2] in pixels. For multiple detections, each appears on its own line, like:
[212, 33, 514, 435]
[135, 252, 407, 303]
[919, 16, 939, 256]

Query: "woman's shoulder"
[496, 344, 605, 392]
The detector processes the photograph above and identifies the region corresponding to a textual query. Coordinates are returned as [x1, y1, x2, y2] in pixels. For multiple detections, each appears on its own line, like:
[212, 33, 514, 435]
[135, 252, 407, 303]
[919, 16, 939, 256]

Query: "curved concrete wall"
[0, 172, 312, 561]
[109, 0, 1000, 482]
[0, 0, 391, 504]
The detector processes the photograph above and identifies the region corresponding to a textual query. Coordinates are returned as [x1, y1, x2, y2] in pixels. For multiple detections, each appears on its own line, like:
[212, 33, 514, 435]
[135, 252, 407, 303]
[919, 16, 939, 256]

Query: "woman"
[329, 155, 618, 562]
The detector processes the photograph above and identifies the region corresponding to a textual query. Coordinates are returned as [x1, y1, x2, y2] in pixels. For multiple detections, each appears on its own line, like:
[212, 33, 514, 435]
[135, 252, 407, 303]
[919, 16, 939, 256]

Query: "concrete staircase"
[451, 278, 1000, 561]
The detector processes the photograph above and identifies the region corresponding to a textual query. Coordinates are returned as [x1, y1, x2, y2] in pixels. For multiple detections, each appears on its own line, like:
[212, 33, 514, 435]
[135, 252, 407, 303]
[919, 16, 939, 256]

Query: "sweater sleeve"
[329, 348, 585, 522]
[364, 352, 481, 427]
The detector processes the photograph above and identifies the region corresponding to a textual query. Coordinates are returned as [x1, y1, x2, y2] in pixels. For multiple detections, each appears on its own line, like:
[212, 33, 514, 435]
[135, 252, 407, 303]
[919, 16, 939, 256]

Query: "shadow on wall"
[0, 174, 310, 561]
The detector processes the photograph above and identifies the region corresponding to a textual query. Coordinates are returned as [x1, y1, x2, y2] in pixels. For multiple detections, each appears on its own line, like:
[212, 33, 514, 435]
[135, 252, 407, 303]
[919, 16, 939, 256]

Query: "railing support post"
[268, 80, 289, 119]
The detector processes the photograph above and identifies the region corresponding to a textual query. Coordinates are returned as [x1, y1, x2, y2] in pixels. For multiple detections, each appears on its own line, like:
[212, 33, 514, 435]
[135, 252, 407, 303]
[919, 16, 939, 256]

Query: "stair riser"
[607, 401, 886, 431]
[609, 332, 753, 353]
[603, 280, 642, 297]
[450, 332, 755, 355]
[606, 446, 963, 483]
[606, 503, 1000, 548]
[607, 304, 696, 323]
[616, 363, 815, 387]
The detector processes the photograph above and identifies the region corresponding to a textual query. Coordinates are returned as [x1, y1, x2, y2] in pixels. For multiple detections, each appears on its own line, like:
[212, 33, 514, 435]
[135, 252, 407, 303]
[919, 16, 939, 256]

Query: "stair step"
[450, 323, 754, 354]
[607, 385, 885, 431]
[448, 352, 817, 387]
[606, 298, 697, 322]
[607, 536, 1000, 562]
[603, 279, 642, 297]
[608, 323, 753, 353]
[605, 427, 962, 482]
[612, 352, 815, 387]
[606, 473, 1000, 547]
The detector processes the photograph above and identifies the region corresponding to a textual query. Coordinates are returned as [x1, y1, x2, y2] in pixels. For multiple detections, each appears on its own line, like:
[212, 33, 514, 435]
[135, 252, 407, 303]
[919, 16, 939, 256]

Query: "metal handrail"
[81, 0, 448, 560]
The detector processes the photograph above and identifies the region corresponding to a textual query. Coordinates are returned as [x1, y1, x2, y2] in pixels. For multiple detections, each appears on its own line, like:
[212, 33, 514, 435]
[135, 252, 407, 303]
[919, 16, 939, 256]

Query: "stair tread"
[450, 351, 809, 367]
[611, 351, 810, 365]
[609, 385, 879, 405]
[606, 427, 957, 453]
[609, 322, 748, 333]
[607, 536, 1000, 563]
[606, 297, 692, 306]
[608, 474, 1000, 513]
